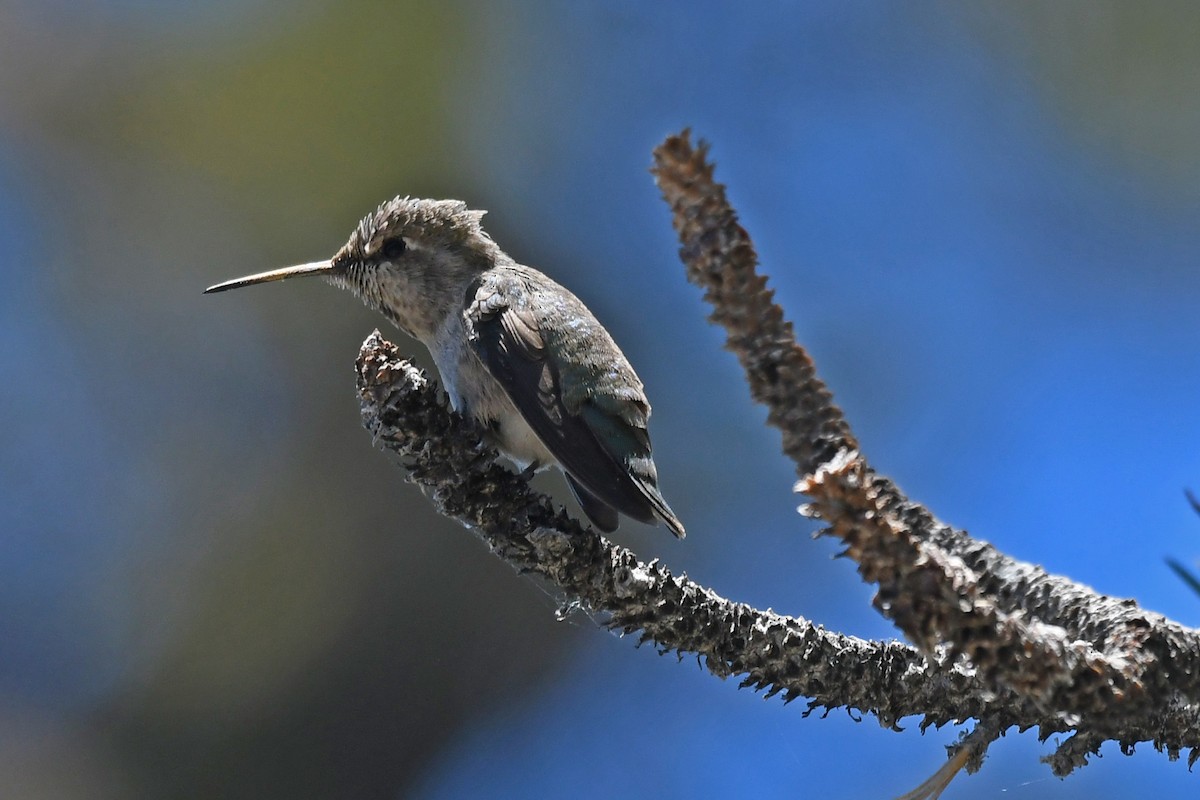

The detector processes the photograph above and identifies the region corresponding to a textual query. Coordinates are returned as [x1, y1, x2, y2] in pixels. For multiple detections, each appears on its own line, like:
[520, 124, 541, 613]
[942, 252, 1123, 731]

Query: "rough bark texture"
[357, 334, 1010, 731]
[649, 130, 1200, 775]
[352, 130, 1200, 782]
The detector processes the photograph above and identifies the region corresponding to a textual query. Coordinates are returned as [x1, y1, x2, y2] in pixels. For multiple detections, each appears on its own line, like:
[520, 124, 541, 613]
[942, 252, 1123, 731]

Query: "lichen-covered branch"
[645, 135, 857, 476]
[354, 329, 1200, 778]
[650, 129, 1200, 773]
[345, 129, 1200, 787]
[357, 331, 1015, 732]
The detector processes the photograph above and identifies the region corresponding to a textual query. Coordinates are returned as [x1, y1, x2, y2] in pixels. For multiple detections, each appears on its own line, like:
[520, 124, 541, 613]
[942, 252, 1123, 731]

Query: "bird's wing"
[564, 473, 620, 533]
[464, 270, 665, 527]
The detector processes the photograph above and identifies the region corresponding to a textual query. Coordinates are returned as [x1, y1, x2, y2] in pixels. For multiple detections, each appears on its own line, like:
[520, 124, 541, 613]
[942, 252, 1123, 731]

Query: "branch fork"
[353, 130, 1200, 791]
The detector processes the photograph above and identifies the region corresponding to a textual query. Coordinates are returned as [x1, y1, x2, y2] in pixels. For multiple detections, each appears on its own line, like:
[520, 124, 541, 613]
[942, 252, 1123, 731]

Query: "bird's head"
[206, 196, 503, 341]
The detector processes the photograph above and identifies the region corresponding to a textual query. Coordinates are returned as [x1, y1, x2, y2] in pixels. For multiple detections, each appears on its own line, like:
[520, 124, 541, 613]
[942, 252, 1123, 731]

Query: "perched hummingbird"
[206, 197, 685, 538]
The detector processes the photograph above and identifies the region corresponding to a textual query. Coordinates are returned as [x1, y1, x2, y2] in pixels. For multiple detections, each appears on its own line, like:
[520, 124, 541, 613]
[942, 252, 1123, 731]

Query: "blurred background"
[1, 1, 1198, 797]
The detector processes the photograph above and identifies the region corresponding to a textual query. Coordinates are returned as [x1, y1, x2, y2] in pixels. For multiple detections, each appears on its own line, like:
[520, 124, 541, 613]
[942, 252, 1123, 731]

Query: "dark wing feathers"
[564, 474, 620, 533]
[473, 309, 659, 524]
[466, 271, 683, 536]
[579, 405, 681, 535]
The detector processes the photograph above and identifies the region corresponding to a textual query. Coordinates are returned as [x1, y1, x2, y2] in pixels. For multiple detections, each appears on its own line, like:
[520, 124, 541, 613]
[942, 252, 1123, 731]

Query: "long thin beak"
[204, 260, 334, 294]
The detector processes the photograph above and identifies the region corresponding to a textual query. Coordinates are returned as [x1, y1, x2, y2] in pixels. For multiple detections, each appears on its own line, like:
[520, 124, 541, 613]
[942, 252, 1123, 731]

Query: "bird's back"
[458, 264, 685, 538]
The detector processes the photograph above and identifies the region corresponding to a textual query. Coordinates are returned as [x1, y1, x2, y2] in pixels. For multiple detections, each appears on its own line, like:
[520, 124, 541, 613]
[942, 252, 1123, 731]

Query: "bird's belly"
[437, 346, 554, 471]
[487, 406, 555, 470]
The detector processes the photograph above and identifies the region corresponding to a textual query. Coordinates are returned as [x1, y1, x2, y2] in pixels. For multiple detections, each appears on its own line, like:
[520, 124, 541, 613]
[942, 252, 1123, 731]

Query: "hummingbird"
[206, 196, 685, 539]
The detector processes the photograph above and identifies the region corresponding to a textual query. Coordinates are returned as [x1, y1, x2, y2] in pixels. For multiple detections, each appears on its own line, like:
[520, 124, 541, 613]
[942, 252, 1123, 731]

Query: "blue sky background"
[0, 2, 1198, 797]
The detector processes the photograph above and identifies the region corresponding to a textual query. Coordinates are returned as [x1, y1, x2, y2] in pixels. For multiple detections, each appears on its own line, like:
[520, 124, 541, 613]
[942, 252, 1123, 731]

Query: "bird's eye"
[380, 237, 407, 260]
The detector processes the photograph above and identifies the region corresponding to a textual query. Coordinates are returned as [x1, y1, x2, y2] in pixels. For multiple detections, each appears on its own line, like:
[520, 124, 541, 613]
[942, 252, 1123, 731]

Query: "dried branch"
[357, 333, 1013, 731]
[350, 130, 1200, 790]
[650, 130, 1200, 773]
[647, 134, 857, 476]
[356, 327, 1200, 779]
